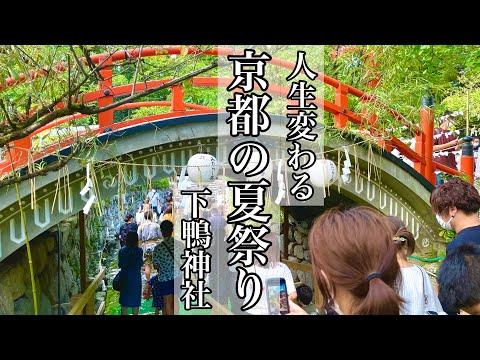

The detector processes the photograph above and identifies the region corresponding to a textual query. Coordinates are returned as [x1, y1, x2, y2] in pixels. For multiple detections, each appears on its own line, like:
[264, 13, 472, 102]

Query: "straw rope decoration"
[89, 163, 103, 216]
[337, 148, 341, 194]
[6, 135, 396, 216]
[51, 163, 62, 214]
[63, 164, 70, 216]
[146, 165, 152, 193]
[378, 142, 384, 211]
[16, 137, 374, 169]
[28, 151, 37, 210]
[367, 142, 372, 183]
[354, 145, 360, 191]
[173, 167, 177, 222]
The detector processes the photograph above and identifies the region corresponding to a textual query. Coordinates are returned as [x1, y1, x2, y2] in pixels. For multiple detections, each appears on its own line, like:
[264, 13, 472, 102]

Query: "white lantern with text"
[308, 159, 338, 187]
[187, 152, 219, 185]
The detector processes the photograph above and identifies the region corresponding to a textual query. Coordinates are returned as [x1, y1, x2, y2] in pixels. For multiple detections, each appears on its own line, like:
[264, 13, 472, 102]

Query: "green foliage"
[152, 178, 170, 190]
[439, 228, 456, 243]
[321, 45, 480, 127]
[86, 215, 104, 277]
[130, 106, 170, 119]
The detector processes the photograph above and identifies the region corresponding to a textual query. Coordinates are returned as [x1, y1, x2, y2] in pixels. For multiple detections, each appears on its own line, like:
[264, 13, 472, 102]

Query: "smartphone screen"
[266, 277, 290, 315]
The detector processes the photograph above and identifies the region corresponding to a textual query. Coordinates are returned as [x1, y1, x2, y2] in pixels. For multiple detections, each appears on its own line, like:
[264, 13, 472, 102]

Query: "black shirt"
[447, 225, 480, 256]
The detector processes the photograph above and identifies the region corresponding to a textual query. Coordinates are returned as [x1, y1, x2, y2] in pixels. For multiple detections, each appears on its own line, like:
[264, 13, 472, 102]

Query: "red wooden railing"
[0, 47, 474, 185]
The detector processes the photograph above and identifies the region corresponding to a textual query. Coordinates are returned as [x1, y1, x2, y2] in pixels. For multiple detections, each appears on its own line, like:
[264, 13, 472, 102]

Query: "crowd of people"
[113, 171, 480, 316]
[390, 110, 480, 185]
[286, 176, 480, 315]
[116, 187, 184, 315]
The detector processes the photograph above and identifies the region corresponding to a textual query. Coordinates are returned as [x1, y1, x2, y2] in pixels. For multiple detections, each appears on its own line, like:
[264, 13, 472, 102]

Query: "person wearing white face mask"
[430, 177, 480, 256]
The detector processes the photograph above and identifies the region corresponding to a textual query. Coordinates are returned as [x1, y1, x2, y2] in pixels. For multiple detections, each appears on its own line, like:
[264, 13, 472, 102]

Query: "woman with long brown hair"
[388, 216, 444, 315]
[291, 205, 403, 315]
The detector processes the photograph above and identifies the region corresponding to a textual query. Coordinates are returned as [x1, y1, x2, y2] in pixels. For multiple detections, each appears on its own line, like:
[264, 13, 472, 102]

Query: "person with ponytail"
[289, 205, 403, 315]
[388, 216, 445, 315]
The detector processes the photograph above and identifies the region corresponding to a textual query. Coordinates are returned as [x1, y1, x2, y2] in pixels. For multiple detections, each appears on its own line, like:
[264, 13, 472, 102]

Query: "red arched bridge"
[1, 46, 473, 184]
[0, 46, 472, 264]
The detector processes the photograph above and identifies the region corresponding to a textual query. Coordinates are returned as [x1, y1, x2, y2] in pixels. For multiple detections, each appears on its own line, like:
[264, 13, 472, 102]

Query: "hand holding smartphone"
[266, 277, 290, 315]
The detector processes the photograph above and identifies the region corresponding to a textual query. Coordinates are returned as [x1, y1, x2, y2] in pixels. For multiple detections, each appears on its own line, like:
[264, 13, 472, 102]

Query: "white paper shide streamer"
[80, 163, 96, 214]
[341, 146, 352, 184]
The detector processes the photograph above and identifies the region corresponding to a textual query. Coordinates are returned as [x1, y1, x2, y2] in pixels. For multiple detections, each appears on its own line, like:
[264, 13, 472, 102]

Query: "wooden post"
[79, 211, 87, 307]
[98, 56, 114, 128]
[282, 207, 289, 259]
[68, 268, 105, 315]
[461, 138, 475, 184]
[334, 84, 349, 129]
[96, 301, 106, 315]
[414, 129, 426, 177]
[84, 279, 95, 315]
[70, 295, 81, 312]
[172, 84, 185, 112]
[420, 95, 435, 185]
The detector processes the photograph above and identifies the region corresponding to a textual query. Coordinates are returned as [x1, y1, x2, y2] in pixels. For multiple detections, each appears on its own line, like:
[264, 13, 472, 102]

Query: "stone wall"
[281, 217, 314, 291]
[0, 228, 78, 315]
[0, 211, 108, 315]
[0, 187, 168, 315]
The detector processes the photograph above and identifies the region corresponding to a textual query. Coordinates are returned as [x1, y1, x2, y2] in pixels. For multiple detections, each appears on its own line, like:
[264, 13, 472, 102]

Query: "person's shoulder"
[276, 262, 293, 275]
[277, 262, 290, 270]
[302, 304, 320, 315]
[449, 230, 480, 251]
[414, 264, 428, 275]
[459, 225, 480, 235]
[454, 228, 480, 245]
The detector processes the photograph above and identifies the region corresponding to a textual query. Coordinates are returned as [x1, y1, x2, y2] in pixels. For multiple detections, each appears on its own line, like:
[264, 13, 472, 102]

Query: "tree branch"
[0, 106, 74, 146]
[20, 57, 102, 130]
[79, 45, 103, 81]
[0, 60, 217, 147]
[78, 60, 218, 115]
[0, 98, 15, 129]
[67, 54, 71, 109]
[69, 45, 89, 78]
[25, 96, 31, 118]
[131, 45, 144, 97]
[0, 151, 75, 188]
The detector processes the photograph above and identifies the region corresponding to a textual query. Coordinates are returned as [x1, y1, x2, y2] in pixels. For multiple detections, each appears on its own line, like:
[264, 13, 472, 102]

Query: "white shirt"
[399, 265, 445, 315]
[136, 212, 145, 225]
[244, 262, 296, 315]
[137, 220, 161, 242]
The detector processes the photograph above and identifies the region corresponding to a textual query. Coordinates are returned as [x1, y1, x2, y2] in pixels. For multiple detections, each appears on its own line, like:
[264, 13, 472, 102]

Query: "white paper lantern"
[245, 149, 273, 181]
[187, 153, 219, 184]
[308, 159, 338, 187]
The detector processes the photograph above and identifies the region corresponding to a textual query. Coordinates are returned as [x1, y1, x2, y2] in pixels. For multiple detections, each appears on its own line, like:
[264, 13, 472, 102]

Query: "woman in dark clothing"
[118, 232, 143, 315]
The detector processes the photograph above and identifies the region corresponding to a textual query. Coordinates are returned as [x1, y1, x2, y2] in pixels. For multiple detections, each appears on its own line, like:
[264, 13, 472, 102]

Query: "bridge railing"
[68, 267, 106, 315]
[1, 46, 474, 185]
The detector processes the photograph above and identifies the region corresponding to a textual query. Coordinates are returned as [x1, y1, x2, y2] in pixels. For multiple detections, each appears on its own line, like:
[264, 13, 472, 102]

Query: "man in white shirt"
[242, 233, 297, 315]
[137, 211, 161, 244]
